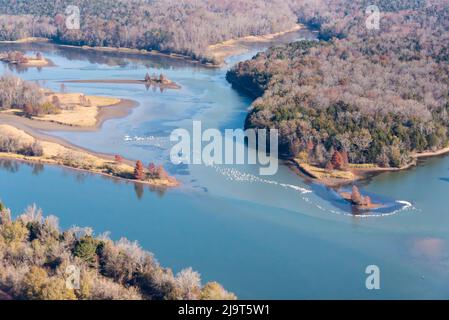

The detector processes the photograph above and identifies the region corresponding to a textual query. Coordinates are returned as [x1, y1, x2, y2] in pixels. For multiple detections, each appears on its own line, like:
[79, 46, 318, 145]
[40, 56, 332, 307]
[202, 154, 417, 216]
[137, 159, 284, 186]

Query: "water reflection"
[134, 183, 144, 199]
[0, 159, 20, 173]
[31, 163, 44, 175]
[0, 159, 168, 200]
[0, 42, 201, 70]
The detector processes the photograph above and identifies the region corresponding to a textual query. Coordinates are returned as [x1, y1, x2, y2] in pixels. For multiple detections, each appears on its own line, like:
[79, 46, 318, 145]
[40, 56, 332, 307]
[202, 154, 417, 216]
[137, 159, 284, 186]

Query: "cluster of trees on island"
[0, 51, 43, 64]
[0, 0, 298, 63]
[144, 72, 168, 84]
[0, 202, 235, 299]
[113, 156, 171, 183]
[0, 74, 60, 116]
[227, 0, 449, 168]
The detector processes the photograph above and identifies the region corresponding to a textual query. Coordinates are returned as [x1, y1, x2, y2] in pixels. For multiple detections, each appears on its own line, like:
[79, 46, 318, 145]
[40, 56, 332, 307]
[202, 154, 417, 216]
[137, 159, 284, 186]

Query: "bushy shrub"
[19, 142, 43, 157]
[73, 236, 102, 266]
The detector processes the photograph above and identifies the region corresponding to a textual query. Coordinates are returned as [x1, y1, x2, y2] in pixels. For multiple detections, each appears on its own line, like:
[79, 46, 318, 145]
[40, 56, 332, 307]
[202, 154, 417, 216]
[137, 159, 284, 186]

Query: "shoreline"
[0, 37, 49, 44]
[206, 24, 303, 65]
[0, 25, 304, 69]
[57, 44, 220, 68]
[290, 145, 449, 188]
[0, 124, 179, 189]
[0, 38, 218, 68]
[0, 153, 178, 189]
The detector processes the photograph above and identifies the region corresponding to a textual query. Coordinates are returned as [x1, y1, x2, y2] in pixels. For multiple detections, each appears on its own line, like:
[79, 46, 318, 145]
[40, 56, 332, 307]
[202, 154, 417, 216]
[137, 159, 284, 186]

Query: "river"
[1, 31, 449, 299]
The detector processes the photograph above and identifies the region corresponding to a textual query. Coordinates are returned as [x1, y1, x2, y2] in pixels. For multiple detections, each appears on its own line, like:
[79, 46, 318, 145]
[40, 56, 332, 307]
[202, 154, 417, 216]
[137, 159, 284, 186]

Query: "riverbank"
[0, 37, 49, 44]
[292, 145, 449, 188]
[0, 25, 304, 68]
[0, 124, 179, 188]
[206, 24, 303, 65]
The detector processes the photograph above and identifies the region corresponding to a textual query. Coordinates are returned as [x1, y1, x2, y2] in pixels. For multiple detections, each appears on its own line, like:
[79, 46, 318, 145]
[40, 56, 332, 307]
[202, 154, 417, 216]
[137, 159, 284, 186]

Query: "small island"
[0, 50, 52, 67]
[0, 75, 178, 188]
[339, 185, 382, 210]
[63, 72, 181, 90]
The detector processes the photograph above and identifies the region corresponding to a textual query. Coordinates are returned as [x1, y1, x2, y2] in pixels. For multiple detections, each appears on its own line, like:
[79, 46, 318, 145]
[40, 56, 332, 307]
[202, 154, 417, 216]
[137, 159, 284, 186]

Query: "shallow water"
[1, 34, 449, 299]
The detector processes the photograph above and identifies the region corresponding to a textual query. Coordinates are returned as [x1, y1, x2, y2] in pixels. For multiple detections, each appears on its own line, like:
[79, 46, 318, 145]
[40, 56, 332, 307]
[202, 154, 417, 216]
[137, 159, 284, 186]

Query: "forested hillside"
[227, 0, 449, 168]
[0, 0, 298, 63]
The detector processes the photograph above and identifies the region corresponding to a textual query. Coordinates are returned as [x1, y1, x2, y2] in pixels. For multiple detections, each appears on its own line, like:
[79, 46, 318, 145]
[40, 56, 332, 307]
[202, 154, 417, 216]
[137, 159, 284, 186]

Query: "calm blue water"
[1, 35, 449, 299]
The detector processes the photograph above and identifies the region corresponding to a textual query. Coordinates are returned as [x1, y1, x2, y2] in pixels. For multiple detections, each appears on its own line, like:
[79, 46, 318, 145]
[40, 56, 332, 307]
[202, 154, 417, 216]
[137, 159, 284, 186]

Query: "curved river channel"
[1, 30, 449, 299]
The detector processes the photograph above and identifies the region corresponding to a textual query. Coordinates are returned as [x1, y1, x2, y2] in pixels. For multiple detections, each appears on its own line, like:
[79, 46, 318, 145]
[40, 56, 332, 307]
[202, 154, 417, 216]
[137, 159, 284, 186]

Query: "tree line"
[0, 0, 298, 63]
[0, 202, 236, 300]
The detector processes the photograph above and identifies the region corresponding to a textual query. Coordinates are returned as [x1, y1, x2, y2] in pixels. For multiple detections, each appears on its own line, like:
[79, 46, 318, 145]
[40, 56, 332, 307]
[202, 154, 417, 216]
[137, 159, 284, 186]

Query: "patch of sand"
[22, 58, 51, 67]
[0, 37, 49, 44]
[206, 24, 303, 64]
[296, 161, 356, 180]
[413, 146, 449, 158]
[38, 93, 121, 127]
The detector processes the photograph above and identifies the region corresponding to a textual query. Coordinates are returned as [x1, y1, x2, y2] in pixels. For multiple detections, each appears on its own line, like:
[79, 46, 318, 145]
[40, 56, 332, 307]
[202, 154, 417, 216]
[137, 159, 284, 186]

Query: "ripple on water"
[212, 165, 417, 218]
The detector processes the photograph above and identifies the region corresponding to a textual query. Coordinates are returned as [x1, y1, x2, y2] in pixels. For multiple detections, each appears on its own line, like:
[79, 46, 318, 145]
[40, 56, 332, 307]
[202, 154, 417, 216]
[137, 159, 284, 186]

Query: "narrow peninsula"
[0, 74, 178, 188]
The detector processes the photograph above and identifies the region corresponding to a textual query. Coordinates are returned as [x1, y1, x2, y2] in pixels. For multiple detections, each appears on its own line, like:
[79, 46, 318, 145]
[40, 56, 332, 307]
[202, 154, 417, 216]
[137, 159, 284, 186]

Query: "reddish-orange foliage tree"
[325, 161, 334, 172]
[351, 185, 363, 205]
[156, 165, 169, 180]
[331, 151, 344, 170]
[134, 160, 145, 180]
[114, 155, 123, 163]
[364, 196, 372, 207]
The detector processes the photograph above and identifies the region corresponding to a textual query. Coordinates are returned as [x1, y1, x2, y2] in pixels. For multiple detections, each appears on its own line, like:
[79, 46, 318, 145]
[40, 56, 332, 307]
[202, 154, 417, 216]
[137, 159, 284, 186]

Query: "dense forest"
[0, 201, 235, 300]
[227, 0, 449, 168]
[0, 0, 298, 63]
